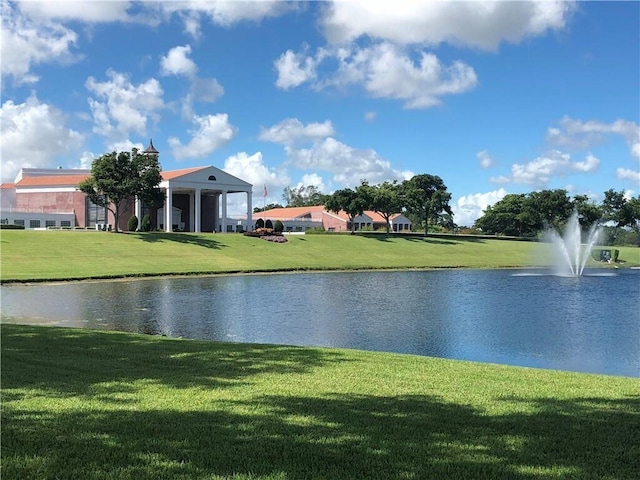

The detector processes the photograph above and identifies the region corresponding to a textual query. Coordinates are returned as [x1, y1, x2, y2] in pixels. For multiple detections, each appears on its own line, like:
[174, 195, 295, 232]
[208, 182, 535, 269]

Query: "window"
[30, 219, 41, 228]
[86, 196, 107, 227]
[0, 218, 7, 225]
[61, 220, 72, 228]
[14, 219, 24, 227]
[46, 220, 56, 228]
[208, 175, 216, 181]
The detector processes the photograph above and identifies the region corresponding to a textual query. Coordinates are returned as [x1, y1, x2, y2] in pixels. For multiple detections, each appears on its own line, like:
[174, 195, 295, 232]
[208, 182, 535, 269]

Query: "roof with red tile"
[17, 174, 90, 187]
[254, 206, 406, 223]
[1, 183, 16, 189]
[161, 166, 208, 180]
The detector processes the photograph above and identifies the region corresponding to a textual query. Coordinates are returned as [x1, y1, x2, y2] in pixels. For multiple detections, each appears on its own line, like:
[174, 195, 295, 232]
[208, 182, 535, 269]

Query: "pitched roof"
[16, 174, 90, 187]
[255, 205, 326, 219]
[161, 166, 208, 180]
[1, 183, 16, 189]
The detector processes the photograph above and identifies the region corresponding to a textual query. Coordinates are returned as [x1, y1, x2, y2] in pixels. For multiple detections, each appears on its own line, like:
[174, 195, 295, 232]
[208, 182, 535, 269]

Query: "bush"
[274, 220, 284, 233]
[255, 218, 265, 229]
[0, 224, 25, 230]
[265, 219, 273, 229]
[141, 214, 151, 232]
[127, 215, 139, 232]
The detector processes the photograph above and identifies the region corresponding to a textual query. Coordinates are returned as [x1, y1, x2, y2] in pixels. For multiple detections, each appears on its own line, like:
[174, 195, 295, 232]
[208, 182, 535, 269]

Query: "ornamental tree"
[78, 149, 163, 232]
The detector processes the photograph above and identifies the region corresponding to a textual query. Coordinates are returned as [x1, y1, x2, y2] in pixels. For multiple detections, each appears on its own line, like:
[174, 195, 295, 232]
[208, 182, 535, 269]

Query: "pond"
[1, 269, 639, 377]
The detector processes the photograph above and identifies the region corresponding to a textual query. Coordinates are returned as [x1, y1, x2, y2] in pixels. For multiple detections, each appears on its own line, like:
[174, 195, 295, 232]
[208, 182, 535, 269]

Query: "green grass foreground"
[1, 324, 639, 480]
[1, 230, 638, 282]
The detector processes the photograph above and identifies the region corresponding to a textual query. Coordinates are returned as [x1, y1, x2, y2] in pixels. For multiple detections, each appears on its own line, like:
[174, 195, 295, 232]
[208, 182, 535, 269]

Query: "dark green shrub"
[255, 218, 265, 229]
[274, 219, 284, 233]
[127, 215, 138, 232]
[141, 214, 151, 232]
[0, 224, 25, 230]
[265, 219, 273, 229]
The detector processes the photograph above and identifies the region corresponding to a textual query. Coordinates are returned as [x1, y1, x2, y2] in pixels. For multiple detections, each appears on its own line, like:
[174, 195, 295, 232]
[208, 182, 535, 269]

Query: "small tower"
[143, 138, 159, 156]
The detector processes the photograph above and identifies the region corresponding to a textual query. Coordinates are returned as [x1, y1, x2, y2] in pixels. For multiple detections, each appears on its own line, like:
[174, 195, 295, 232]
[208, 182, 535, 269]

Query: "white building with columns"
[136, 165, 253, 233]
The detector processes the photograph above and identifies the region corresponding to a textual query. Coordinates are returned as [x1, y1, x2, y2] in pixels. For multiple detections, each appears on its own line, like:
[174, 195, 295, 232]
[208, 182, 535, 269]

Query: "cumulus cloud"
[168, 113, 237, 160]
[160, 44, 198, 77]
[490, 150, 600, 188]
[222, 151, 291, 213]
[320, 0, 574, 50]
[477, 150, 494, 168]
[451, 188, 509, 227]
[275, 42, 477, 109]
[546, 116, 640, 159]
[0, 92, 83, 182]
[160, 1, 296, 38]
[616, 168, 640, 183]
[0, 1, 80, 84]
[258, 118, 335, 146]
[274, 48, 318, 90]
[85, 70, 165, 140]
[288, 137, 413, 187]
[15, 0, 136, 23]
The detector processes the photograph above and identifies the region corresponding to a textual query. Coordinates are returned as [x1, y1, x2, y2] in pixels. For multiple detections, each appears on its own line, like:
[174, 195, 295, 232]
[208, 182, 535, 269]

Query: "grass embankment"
[2, 324, 639, 480]
[1, 230, 638, 282]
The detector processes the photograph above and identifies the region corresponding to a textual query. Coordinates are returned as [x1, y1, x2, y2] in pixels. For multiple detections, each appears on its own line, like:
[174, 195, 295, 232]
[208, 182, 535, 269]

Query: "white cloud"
[616, 168, 640, 183]
[452, 188, 509, 227]
[106, 140, 145, 155]
[160, 45, 198, 77]
[320, 0, 574, 50]
[297, 173, 327, 194]
[275, 42, 477, 109]
[168, 113, 236, 160]
[274, 49, 318, 90]
[477, 150, 494, 168]
[0, 93, 83, 182]
[15, 0, 136, 23]
[160, 1, 296, 38]
[364, 111, 377, 122]
[85, 70, 165, 139]
[258, 118, 335, 146]
[547, 116, 640, 159]
[288, 137, 413, 187]
[490, 150, 600, 188]
[222, 151, 291, 213]
[0, 1, 79, 84]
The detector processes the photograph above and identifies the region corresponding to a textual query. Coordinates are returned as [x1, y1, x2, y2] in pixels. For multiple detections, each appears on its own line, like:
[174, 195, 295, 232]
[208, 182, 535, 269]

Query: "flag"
[263, 185, 268, 198]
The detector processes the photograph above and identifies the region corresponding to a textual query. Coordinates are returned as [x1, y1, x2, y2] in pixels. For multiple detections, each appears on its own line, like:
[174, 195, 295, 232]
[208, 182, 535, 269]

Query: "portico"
[134, 165, 253, 233]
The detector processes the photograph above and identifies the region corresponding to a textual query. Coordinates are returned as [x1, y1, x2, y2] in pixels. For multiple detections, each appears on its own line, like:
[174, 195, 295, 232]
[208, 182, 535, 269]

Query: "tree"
[601, 190, 640, 245]
[283, 185, 329, 207]
[78, 149, 163, 233]
[253, 203, 283, 213]
[325, 187, 368, 233]
[369, 181, 404, 234]
[572, 194, 601, 227]
[474, 194, 528, 236]
[402, 174, 453, 235]
[521, 189, 573, 233]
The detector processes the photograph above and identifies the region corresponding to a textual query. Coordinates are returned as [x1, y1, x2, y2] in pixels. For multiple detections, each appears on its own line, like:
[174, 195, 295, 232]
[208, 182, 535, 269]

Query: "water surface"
[2, 269, 638, 377]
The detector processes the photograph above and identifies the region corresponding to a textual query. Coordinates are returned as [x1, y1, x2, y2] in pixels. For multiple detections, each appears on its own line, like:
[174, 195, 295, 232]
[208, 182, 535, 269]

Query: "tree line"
[473, 189, 640, 245]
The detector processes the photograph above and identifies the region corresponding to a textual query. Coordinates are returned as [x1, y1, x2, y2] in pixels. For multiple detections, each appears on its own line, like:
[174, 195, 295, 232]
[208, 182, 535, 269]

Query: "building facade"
[1, 157, 253, 232]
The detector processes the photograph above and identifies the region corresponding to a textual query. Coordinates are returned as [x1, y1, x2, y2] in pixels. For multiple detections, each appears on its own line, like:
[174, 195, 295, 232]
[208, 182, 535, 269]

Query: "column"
[195, 188, 202, 233]
[246, 190, 252, 233]
[221, 190, 228, 233]
[134, 196, 142, 231]
[165, 187, 172, 232]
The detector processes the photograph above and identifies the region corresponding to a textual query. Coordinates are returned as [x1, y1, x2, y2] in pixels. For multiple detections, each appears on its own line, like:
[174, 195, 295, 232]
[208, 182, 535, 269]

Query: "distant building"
[254, 206, 412, 233]
[0, 142, 254, 232]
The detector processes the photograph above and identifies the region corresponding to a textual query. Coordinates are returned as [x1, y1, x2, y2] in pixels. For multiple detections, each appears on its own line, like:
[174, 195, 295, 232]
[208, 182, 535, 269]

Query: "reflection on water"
[2, 269, 639, 377]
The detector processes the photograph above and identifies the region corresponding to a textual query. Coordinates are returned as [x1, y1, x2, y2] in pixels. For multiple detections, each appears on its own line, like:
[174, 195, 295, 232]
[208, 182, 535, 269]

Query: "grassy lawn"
[1, 230, 638, 282]
[2, 323, 639, 480]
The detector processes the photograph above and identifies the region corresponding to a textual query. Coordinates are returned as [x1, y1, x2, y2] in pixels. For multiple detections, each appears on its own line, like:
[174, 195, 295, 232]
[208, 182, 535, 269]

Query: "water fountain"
[545, 211, 602, 276]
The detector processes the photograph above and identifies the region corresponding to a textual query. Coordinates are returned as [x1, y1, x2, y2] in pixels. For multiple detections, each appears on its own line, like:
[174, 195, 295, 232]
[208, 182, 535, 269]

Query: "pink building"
[1, 146, 253, 232]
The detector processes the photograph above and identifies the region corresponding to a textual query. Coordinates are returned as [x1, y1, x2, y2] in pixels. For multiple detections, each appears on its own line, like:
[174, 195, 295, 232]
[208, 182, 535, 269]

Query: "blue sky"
[1, 0, 638, 225]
